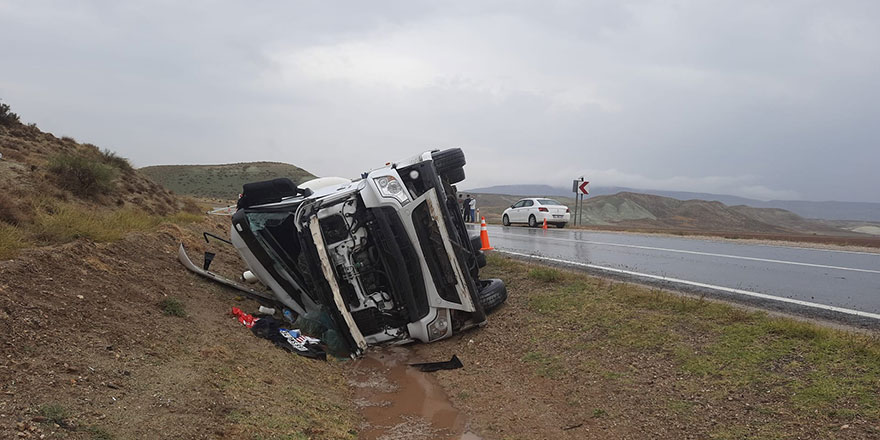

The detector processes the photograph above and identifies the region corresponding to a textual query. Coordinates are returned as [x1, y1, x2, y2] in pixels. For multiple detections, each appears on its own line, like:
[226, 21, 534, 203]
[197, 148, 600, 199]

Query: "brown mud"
[348, 346, 481, 440]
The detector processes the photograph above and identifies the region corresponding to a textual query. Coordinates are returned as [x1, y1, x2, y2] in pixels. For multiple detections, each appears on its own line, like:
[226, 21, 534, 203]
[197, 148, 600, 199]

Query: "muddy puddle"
[348, 346, 481, 440]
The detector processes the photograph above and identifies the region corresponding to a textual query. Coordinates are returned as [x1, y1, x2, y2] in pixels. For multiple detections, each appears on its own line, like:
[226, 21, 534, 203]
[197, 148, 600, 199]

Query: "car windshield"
[536, 199, 562, 206]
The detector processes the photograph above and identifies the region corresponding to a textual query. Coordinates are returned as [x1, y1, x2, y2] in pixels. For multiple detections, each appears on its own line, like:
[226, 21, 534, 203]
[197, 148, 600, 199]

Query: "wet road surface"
[471, 225, 880, 322]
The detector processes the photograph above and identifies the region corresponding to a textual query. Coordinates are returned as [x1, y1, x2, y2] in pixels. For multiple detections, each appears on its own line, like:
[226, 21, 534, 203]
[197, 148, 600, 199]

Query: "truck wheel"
[432, 148, 466, 174]
[444, 167, 466, 184]
[502, 214, 510, 226]
[477, 279, 507, 312]
[528, 215, 537, 227]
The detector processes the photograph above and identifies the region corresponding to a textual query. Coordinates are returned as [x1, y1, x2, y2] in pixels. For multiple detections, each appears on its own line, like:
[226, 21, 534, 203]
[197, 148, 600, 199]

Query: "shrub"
[160, 297, 186, 317]
[0, 100, 19, 126]
[48, 153, 118, 197]
[38, 403, 69, 425]
[99, 148, 133, 172]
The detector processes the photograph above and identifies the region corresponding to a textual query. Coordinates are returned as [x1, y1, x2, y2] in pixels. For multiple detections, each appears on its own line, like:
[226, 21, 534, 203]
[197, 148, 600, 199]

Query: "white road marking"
[488, 230, 880, 275]
[486, 225, 880, 256]
[497, 250, 880, 320]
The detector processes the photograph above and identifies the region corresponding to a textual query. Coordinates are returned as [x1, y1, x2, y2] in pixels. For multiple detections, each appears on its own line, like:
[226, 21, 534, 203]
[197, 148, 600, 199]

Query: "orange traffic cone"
[479, 217, 494, 251]
[542, 217, 548, 230]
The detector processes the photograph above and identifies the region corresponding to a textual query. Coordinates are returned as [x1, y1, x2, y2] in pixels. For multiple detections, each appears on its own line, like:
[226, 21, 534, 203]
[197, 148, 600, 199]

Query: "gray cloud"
[1, 0, 878, 201]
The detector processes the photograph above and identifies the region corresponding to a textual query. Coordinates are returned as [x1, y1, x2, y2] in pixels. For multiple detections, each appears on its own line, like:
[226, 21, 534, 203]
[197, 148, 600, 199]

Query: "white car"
[502, 198, 571, 228]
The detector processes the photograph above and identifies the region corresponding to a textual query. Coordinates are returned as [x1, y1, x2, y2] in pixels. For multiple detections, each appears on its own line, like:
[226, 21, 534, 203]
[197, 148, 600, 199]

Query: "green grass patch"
[522, 351, 566, 379]
[481, 255, 880, 429]
[38, 403, 69, 425]
[160, 297, 186, 317]
[527, 266, 563, 283]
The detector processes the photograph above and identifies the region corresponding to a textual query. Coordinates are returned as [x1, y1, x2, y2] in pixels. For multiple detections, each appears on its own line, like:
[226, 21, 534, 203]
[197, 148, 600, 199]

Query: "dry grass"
[0, 223, 27, 260]
[0, 199, 202, 259]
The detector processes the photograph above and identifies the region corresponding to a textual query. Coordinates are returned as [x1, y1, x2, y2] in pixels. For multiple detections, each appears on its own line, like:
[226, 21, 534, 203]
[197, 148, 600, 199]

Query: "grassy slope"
[0, 120, 205, 259]
[422, 254, 880, 439]
[140, 162, 316, 200]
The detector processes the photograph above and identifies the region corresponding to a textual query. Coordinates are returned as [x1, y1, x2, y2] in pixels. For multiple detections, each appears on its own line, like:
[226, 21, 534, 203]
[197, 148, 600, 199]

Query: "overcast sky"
[2, 1, 879, 202]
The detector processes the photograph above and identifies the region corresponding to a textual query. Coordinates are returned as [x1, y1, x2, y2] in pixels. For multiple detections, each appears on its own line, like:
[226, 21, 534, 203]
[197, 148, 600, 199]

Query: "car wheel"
[502, 214, 510, 226]
[556, 223, 566, 229]
[528, 215, 537, 227]
[432, 148, 466, 174]
[477, 278, 507, 313]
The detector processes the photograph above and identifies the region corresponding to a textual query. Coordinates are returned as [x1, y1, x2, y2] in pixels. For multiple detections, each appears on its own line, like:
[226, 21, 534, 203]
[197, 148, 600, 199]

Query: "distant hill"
[466, 184, 880, 222]
[468, 191, 871, 236]
[140, 162, 316, 199]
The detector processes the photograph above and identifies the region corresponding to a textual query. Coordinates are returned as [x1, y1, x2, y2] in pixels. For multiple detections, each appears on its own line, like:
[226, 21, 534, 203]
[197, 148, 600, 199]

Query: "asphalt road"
[470, 224, 880, 324]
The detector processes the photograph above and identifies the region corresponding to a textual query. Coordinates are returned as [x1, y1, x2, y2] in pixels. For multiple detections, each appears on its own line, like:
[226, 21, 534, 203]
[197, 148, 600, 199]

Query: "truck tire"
[432, 148, 466, 174]
[444, 167, 466, 184]
[477, 278, 507, 313]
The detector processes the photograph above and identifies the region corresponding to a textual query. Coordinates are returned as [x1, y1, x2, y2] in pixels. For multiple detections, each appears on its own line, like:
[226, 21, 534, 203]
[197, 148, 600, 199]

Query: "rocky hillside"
[140, 162, 316, 200]
[0, 102, 200, 259]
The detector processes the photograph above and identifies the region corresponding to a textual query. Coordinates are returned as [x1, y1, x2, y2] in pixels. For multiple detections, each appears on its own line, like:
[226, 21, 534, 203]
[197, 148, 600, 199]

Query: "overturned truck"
[182, 149, 507, 357]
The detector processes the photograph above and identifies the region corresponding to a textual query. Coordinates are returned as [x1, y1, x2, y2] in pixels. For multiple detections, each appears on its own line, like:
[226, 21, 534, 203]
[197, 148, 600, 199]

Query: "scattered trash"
[242, 270, 259, 283]
[203, 252, 215, 270]
[258, 305, 276, 315]
[251, 315, 326, 360]
[230, 307, 257, 328]
[410, 355, 463, 372]
[282, 308, 296, 324]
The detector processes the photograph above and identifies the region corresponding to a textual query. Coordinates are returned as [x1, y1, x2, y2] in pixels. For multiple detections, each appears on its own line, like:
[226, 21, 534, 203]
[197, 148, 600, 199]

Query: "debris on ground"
[410, 355, 463, 372]
[230, 307, 328, 360]
[230, 306, 257, 328]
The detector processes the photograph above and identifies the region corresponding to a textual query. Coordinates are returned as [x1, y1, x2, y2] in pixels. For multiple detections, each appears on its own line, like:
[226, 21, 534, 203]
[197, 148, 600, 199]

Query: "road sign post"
[572, 178, 589, 226]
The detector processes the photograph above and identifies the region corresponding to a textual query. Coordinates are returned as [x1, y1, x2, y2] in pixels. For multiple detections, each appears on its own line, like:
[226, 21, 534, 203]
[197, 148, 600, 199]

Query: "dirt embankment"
[0, 218, 359, 439]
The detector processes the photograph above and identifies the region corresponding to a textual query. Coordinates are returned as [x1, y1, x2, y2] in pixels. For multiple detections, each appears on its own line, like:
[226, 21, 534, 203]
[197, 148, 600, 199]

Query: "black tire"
[444, 167, 466, 184]
[528, 215, 537, 228]
[432, 148, 466, 174]
[556, 223, 566, 229]
[477, 278, 507, 312]
[475, 250, 487, 268]
[502, 214, 510, 226]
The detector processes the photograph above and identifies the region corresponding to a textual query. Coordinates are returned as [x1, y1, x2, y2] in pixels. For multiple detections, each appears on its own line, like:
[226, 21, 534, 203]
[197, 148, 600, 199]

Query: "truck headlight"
[427, 311, 449, 341]
[373, 175, 410, 205]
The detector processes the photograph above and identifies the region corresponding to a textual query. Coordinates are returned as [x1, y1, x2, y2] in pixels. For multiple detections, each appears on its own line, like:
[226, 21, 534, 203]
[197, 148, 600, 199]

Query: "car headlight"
[373, 175, 410, 204]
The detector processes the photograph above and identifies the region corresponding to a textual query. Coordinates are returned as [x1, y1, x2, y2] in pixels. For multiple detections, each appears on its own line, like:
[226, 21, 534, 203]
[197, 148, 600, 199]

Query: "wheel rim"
[529, 216, 535, 227]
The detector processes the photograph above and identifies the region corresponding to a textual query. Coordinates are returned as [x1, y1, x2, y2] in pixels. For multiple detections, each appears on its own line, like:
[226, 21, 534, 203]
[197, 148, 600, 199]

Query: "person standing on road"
[469, 195, 477, 223]
[458, 194, 465, 216]
[463, 194, 473, 222]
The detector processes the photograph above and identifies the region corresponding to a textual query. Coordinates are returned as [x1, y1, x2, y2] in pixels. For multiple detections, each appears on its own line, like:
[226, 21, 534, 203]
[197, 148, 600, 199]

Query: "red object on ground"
[231, 307, 258, 328]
